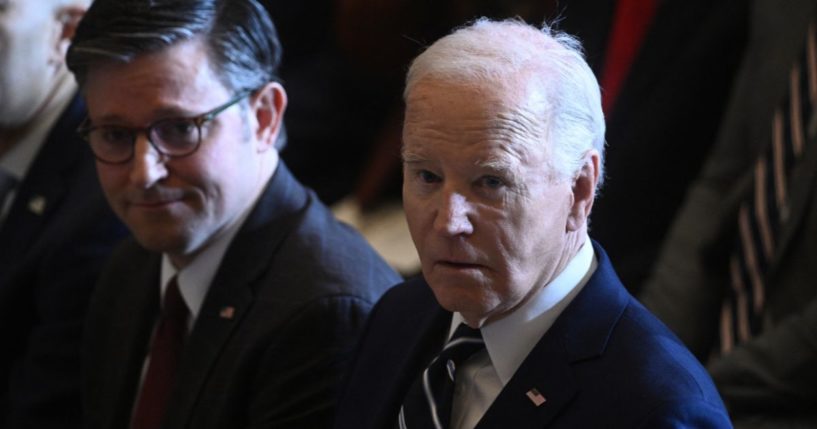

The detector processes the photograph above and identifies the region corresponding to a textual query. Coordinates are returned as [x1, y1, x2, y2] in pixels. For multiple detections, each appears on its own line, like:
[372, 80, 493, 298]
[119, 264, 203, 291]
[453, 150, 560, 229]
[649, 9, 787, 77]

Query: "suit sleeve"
[707, 279, 817, 416]
[639, 181, 730, 358]
[244, 294, 374, 429]
[5, 209, 125, 429]
[635, 399, 733, 428]
[641, 144, 817, 419]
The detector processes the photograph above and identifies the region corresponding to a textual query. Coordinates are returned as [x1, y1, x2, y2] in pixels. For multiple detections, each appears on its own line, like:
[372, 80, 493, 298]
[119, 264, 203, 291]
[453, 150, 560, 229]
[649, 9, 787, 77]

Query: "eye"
[418, 169, 441, 184]
[96, 127, 133, 146]
[153, 119, 199, 149]
[478, 175, 505, 189]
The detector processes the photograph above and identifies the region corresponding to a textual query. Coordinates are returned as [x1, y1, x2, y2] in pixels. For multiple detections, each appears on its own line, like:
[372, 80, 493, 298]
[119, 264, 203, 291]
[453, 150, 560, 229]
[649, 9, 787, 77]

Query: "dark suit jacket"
[0, 95, 127, 429]
[641, 0, 817, 424]
[83, 161, 401, 429]
[335, 241, 731, 428]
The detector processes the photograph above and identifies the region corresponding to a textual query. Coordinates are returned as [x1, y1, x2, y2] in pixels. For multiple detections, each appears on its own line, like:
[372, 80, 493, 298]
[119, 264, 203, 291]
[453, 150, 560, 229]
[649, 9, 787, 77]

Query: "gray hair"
[405, 18, 606, 188]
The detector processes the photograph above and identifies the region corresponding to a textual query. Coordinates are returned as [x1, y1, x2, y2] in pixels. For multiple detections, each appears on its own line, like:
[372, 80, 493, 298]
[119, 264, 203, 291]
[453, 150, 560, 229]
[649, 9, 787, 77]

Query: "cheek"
[96, 165, 127, 197]
[188, 150, 253, 216]
[403, 197, 428, 249]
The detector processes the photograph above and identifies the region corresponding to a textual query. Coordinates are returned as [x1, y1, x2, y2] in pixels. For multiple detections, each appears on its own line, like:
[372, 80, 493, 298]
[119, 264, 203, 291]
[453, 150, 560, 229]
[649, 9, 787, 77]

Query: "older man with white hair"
[334, 19, 732, 429]
[0, 0, 127, 428]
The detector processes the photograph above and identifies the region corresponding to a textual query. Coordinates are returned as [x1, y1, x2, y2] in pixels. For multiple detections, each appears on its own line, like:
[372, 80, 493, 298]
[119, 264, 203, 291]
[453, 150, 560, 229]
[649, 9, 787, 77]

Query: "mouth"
[128, 193, 185, 210]
[132, 199, 179, 209]
[436, 260, 486, 270]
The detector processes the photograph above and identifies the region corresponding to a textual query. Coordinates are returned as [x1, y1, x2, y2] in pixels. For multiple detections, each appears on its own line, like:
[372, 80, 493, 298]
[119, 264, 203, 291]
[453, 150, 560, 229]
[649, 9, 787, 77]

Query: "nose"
[434, 191, 474, 236]
[129, 134, 168, 189]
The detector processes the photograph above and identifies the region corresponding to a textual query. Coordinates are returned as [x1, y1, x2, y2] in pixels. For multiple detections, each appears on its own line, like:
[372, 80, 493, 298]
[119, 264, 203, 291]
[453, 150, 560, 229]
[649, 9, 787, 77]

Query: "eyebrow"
[91, 107, 199, 126]
[401, 148, 427, 163]
[475, 157, 515, 172]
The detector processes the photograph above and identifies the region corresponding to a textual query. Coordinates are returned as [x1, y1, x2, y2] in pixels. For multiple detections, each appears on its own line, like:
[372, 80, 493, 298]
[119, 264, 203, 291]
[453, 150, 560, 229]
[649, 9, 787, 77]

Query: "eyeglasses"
[78, 91, 252, 164]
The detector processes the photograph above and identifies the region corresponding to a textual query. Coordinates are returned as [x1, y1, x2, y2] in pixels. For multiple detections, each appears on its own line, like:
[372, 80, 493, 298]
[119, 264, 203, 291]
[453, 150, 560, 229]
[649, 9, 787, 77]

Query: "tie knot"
[447, 323, 483, 345]
[438, 323, 485, 373]
[162, 277, 189, 323]
[397, 323, 486, 428]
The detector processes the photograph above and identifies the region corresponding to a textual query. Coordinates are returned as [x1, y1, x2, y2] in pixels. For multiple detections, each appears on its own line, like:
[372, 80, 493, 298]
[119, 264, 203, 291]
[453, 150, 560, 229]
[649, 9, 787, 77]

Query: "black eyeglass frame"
[77, 90, 253, 164]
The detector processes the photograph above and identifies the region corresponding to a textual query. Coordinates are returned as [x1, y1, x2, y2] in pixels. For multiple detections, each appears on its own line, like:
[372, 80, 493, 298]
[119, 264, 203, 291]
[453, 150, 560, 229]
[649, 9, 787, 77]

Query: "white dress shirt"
[159, 208, 250, 331]
[448, 237, 598, 429]
[133, 178, 266, 407]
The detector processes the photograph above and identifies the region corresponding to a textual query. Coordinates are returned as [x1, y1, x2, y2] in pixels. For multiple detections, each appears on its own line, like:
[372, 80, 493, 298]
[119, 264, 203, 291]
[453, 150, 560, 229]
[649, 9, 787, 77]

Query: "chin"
[131, 228, 188, 254]
[428, 281, 492, 318]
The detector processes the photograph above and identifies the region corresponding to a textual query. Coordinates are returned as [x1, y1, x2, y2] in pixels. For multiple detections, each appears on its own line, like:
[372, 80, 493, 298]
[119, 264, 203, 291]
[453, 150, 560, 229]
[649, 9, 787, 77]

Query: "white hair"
[405, 18, 606, 187]
[55, 0, 93, 8]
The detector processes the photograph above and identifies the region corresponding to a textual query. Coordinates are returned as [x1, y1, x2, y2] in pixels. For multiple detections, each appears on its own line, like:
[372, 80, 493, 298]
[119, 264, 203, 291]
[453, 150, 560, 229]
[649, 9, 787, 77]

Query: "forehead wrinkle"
[492, 103, 546, 144]
[475, 149, 531, 193]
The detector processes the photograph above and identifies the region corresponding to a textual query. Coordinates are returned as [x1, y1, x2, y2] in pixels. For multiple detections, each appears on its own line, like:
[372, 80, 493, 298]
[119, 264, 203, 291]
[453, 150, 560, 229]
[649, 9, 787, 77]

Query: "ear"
[49, 5, 86, 68]
[249, 81, 288, 153]
[566, 150, 600, 232]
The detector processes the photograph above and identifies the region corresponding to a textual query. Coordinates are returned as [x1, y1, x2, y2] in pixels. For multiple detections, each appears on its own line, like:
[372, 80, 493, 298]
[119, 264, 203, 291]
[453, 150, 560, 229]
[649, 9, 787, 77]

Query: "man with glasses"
[66, 1, 400, 428]
[0, 1, 128, 428]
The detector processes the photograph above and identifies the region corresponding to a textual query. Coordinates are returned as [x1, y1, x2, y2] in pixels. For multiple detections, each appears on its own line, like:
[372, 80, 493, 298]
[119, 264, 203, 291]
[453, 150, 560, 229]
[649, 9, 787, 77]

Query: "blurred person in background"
[641, 0, 817, 426]
[0, 0, 127, 427]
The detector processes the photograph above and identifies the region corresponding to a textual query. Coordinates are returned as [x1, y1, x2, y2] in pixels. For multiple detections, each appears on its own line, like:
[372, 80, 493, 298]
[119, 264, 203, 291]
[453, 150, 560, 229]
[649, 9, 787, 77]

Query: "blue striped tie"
[399, 323, 485, 429]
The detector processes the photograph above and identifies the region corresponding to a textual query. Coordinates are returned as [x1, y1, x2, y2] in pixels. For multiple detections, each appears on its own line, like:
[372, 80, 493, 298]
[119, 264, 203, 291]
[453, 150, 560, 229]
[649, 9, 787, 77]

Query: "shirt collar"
[450, 236, 597, 384]
[0, 75, 78, 180]
[159, 197, 257, 323]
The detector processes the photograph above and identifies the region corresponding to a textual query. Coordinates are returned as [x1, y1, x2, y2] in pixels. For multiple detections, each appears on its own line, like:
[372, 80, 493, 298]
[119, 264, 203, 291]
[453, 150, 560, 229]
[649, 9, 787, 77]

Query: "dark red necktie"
[131, 277, 189, 429]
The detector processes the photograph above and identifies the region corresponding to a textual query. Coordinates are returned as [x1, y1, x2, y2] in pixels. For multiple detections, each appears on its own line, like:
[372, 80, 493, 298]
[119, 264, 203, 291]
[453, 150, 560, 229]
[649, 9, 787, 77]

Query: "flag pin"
[526, 388, 546, 407]
[28, 196, 46, 215]
[220, 306, 235, 320]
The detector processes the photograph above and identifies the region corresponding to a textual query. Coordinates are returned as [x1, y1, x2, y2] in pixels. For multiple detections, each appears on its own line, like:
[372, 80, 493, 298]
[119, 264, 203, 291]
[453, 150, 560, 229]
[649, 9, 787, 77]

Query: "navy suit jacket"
[335, 242, 732, 428]
[83, 161, 401, 429]
[0, 95, 127, 428]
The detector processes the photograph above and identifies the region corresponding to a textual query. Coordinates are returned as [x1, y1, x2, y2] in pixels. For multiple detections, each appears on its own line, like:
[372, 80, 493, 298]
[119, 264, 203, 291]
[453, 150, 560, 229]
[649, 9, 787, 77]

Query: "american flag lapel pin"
[526, 388, 546, 407]
[219, 306, 235, 320]
[28, 196, 47, 215]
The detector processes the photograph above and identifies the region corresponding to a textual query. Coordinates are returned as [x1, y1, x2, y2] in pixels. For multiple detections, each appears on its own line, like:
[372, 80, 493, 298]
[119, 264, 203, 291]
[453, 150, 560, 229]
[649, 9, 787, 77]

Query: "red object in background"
[600, 0, 658, 115]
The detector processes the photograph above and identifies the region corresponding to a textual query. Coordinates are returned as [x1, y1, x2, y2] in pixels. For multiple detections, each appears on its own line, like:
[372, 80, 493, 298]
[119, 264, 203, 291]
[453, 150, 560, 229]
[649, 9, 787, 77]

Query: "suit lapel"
[376, 286, 451, 429]
[102, 248, 162, 429]
[0, 96, 85, 275]
[475, 333, 577, 429]
[163, 162, 312, 426]
[476, 242, 629, 429]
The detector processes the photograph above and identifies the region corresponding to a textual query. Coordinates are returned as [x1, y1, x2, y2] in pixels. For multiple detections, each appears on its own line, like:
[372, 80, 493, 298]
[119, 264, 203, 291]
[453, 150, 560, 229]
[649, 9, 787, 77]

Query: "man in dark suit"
[65, 1, 401, 428]
[334, 19, 732, 428]
[0, 1, 128, 428]
[640, 0, 817, 426]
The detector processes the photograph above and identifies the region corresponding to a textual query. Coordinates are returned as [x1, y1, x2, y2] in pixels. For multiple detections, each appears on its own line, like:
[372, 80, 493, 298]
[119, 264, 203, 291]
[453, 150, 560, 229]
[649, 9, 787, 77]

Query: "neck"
[167, 151, 280, 270]
[470, 227, 589, 328]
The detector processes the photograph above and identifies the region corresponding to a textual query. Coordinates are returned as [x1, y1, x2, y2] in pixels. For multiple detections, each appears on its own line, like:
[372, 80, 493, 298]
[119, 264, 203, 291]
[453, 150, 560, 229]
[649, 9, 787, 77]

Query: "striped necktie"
[131, 276, 189, 429]
[719, 22, 817, 353]
[399, 323, 485, 429]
